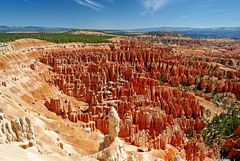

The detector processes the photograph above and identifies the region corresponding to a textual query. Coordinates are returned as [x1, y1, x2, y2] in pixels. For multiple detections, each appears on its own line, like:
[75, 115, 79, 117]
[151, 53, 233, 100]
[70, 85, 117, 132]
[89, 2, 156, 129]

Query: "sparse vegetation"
[212, 93, 240, 114]
[179, 84, 194, 91]
[0, 33, 112, 43]
[202, 113, 240, 146]
[187, 127, 195, 138]
[158, 77, 165, 84]
[203, 93, 240, 147]
[237, 65, 240, 72]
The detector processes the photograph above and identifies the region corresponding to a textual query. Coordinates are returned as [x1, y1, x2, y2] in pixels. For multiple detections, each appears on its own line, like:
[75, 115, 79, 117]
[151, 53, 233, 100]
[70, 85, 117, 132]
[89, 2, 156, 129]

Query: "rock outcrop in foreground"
[0, 113, 35, 149]
[80, 107, 128, 161]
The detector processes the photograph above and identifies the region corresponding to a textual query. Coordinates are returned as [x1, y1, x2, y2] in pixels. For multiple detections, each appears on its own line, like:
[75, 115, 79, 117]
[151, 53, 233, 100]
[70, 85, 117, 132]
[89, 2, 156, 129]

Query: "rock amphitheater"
[0, 38, 239, 161]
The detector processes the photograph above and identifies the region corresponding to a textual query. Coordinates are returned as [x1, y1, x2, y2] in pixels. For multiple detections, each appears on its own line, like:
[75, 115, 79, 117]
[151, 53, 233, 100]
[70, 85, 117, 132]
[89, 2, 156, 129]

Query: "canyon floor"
[0, 35, 239, 161]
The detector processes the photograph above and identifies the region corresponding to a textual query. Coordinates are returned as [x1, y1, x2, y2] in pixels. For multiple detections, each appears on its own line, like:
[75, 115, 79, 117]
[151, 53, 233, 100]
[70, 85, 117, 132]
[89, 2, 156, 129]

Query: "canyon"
[0, 37, 239, 161]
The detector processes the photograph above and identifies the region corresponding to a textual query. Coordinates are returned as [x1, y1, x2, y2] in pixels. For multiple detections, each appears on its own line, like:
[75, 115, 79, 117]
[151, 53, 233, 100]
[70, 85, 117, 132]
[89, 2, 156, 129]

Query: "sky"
[0, 0, 240, 29]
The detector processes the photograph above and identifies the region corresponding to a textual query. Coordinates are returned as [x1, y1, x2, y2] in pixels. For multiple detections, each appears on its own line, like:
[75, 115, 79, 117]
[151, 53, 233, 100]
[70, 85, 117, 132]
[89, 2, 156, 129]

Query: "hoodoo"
[0, 31, 240, 161]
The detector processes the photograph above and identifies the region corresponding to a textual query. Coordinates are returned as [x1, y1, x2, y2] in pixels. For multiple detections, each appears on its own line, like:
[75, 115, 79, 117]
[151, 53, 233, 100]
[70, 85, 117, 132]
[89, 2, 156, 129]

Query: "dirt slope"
[0, 39, 102, 160]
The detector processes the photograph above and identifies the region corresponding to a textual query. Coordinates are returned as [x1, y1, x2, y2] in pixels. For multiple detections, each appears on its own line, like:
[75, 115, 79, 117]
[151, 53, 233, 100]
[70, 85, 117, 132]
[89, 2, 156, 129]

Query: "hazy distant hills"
[126, 27, 240, 32]
[176, 29, 240, 39]
[0, 26, 75, 33]
[1, 25, 240, 39]
[124, 27, 240, 39]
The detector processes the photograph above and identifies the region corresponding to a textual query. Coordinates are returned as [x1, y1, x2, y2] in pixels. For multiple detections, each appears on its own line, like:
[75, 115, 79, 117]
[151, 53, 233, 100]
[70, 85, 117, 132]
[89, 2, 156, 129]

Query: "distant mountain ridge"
[1, 25, 240, 39]
[0, 25, 75, 33]
[125, 27, 240, 32]
[124, 27, 240, 39]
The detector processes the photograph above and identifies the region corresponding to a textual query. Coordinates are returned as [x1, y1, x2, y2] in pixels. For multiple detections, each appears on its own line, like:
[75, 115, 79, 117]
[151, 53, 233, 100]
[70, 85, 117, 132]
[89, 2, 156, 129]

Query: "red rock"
[235, 127, 240, 137]
[207, 80, 215, 92]
[200, 79, 207, 90]
[38, 41, 226, 160]
[228, 148, 240, 161]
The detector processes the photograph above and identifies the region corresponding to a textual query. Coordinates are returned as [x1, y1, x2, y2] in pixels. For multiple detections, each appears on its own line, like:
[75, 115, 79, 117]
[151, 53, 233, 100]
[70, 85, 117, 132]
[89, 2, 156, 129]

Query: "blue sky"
[0, 0, 239, 29]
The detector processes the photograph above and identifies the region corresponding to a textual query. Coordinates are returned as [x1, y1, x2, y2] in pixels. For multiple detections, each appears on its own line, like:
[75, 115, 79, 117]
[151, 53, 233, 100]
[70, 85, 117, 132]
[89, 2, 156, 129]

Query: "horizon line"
[1, 25, 240, 31]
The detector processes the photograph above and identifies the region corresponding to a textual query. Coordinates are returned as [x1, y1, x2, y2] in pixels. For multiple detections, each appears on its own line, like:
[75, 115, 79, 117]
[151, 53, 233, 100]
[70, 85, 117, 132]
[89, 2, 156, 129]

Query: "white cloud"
[23, 0, 39, 5]
[208, 9, 224, 13]
[74, 0, 104, 11]
[181, 15, 189, 19]
[141, 0, 170, 12]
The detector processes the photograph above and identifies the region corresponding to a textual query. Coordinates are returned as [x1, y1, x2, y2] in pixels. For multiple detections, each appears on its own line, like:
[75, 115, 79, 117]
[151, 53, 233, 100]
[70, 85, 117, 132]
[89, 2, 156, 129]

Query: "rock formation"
[91, 106, 128, 161]
[221, 127, 240, 161]
[38, 40, 239, 160]
[0, 113, 35, 148]
[99, 107, 121, 151]
[108, 107, 120, 138]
